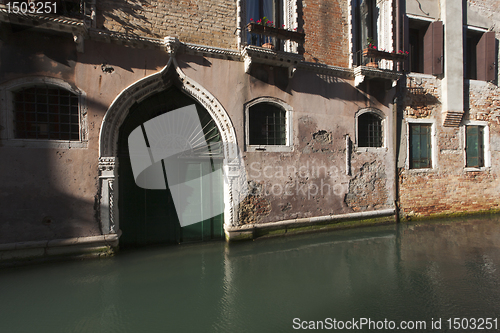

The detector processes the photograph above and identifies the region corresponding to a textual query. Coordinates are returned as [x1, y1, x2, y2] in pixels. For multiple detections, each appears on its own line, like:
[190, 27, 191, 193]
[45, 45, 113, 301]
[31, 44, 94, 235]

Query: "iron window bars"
[13, 86, 79, 140]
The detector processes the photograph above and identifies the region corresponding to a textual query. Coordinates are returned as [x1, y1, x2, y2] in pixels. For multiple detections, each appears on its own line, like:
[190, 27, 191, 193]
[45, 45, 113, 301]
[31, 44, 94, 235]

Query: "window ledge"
[464, 167, 489, 172]
[0, 139, 88, 149]
[405, 167, 436, 174]
[407, 72, 436, 79]
[466, 79, 493, 87]
[355, 147, 387, 153]
[246, 145, 293, 153]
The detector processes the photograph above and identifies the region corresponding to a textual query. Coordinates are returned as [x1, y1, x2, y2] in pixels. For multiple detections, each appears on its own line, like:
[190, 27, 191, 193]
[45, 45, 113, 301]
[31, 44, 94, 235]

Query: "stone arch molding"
[98, 56, 242, 237]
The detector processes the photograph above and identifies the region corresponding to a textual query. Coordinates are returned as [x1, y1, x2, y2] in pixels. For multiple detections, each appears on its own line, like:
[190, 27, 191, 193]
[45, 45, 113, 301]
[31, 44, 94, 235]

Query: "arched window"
[357, 111, 383, 148]
[13, 85, 80, 140]
[245, 97, 293, 152]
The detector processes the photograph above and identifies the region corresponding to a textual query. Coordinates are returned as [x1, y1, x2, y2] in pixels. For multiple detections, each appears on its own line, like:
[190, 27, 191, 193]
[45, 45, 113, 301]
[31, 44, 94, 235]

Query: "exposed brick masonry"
[96, 0, 237, 49]
[301, 0, 349, 67]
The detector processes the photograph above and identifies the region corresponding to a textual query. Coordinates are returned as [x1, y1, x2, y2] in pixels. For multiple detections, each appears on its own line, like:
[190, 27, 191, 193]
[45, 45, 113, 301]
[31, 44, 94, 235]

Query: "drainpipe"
[393, 0, 404, 223]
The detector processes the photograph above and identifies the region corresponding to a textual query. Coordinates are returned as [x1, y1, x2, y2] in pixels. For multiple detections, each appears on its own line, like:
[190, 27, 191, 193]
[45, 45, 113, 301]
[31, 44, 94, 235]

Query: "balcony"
[353, 47, 407, 87]
[246, 22, 304, 52]
[355, 47, 407, 69]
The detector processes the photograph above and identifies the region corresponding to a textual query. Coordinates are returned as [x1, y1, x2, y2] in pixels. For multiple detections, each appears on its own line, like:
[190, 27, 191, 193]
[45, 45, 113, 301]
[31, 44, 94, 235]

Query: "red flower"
[373, 46, 377, 49]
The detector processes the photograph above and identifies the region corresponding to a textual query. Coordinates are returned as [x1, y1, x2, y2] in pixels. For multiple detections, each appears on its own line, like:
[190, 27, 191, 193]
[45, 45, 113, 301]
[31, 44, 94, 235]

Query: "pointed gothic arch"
[98, 57, 240, 240]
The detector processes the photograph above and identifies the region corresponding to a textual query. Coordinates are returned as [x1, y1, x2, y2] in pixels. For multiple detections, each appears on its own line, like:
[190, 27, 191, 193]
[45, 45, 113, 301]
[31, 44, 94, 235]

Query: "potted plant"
[247, 17, 305, 46]
[362, 38, 408, 68]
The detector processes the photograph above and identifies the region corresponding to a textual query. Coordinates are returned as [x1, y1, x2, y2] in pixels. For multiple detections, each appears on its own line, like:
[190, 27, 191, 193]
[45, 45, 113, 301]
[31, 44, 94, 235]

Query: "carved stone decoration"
[108, 179, 115, 233]
[164, 36, 180, 55]
[98, 54, 240, 235]
[98, 157, 118, 234]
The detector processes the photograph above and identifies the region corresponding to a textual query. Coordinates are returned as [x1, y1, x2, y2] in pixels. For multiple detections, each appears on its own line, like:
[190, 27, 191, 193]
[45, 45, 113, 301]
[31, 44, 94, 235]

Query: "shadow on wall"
[0, 23, 77, 71]
[95, 0, 159, 37]
[291, 70, 369, 103]
[0, 146, 102, 244]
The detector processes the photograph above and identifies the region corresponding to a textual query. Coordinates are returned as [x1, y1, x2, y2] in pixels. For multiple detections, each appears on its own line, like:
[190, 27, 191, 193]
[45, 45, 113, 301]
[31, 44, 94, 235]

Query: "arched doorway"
[117, 87, 224, 246]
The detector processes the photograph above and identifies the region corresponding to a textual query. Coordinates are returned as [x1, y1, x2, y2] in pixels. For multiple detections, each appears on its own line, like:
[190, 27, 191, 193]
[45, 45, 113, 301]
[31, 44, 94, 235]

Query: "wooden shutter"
[423, 21, 443, 75]
[477, 31, 496, 82]
[410, 124, 432, 169]
[466, 126, 485, 167]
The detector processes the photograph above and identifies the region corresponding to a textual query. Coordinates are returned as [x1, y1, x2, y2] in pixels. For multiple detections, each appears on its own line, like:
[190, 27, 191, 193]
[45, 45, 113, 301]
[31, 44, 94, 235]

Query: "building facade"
[399, 0, 500, 217]
[0, 0, 498, 258]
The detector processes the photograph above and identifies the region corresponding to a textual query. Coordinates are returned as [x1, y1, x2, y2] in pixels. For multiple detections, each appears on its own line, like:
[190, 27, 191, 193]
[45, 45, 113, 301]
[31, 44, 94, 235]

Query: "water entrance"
[1, 215, 500, 332]
[117, 87, 224, 246]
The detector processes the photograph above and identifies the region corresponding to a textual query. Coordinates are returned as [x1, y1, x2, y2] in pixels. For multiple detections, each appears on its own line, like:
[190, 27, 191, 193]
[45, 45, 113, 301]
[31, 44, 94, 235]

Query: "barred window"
[13, 86, 80, 140]
[249, 102, 286, 145]
[358, 113, 382, 147]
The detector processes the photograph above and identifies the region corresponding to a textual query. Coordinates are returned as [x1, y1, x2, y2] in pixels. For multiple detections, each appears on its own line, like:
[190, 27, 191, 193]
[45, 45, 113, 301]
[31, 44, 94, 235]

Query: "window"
[466, 125, 485, 168]
[353, 0, 378, 65]
[409, 123, 432, 169]
[465, 29, 495, 81]
[245, 98, 292, 152]
[13, 86, 80, 140]
[357, 112, 382, 147]
[408, 19, 443, 75]
[249, 103, 285, 145]
[246, 0, 283, 47]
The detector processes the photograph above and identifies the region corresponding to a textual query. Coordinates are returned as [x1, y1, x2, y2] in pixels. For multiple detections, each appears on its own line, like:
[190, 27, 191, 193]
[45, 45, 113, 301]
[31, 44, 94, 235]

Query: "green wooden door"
[117, 87, 224, 247]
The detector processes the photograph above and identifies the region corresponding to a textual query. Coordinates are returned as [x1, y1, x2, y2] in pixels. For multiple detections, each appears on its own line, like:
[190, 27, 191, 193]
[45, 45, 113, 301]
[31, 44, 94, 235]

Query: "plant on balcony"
[362, 38, 408, 66]
[247, 18, 305, 45]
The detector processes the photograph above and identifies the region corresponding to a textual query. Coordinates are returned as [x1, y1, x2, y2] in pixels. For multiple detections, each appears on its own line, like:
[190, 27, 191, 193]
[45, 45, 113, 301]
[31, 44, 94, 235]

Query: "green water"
[1, 216, 500, 332]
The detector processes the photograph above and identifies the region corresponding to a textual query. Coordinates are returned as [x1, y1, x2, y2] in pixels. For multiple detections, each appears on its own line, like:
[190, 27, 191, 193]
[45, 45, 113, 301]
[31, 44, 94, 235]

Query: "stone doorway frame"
[98, 55, 240, 240]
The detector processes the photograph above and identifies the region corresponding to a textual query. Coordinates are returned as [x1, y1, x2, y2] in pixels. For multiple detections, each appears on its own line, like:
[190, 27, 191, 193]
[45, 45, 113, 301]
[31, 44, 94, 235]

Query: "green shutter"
[466, 126, 484, 167]
[410, 124, 432, 169]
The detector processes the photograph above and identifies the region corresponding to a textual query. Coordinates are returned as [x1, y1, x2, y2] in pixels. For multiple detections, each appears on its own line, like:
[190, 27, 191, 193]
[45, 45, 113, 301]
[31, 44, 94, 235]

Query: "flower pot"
[247, 23, 305, 44]
[262, 43, 275, 50]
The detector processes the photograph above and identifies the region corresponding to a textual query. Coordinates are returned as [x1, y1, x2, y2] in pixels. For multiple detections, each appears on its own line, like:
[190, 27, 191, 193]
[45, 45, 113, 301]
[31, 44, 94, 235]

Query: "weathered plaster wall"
[96, 0, 237, 49]
[398, 75, 500, 217]
[405, 0, 440, 20]
[467, 0, 500, 30]
[0, 28, 168, 242]
[177, 54, 396, 225]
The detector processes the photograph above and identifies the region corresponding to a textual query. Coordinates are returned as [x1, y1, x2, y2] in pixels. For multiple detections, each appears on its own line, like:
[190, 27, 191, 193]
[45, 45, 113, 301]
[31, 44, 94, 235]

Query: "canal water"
[1, 215, 500, 332]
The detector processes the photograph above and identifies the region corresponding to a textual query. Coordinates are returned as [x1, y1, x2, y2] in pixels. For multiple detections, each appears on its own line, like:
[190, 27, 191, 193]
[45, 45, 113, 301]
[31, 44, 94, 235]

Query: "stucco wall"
[177, 54, 396, 225]
[0, 28, 168, 242]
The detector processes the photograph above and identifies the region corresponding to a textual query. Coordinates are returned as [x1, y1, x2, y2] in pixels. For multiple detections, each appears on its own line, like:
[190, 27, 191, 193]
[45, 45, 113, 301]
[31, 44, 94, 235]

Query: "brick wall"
[96, 0, 237, 49]
[399, 75, 500, 217]
[302, 0, 349, 67]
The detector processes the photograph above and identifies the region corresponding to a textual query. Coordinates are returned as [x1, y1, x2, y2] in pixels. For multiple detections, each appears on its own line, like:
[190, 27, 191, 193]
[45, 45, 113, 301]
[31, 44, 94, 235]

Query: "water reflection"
[1, 215, 500, 332]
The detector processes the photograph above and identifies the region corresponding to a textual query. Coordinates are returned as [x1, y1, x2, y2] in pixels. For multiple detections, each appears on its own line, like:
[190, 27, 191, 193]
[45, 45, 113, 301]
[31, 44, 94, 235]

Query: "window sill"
[406, 167, 436, 173]
[246, 145, 293, 153]
[466, 79, 493, 87]
[355, 147, 387, 153]
[407, 72, 436, 79]
[0, 139, 88, 149]
[464, 166, 489, 172]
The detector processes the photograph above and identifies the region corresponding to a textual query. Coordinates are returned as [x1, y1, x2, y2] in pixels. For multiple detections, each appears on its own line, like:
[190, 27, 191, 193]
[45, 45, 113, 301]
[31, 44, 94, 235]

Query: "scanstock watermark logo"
[128, 105, 247, 227]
